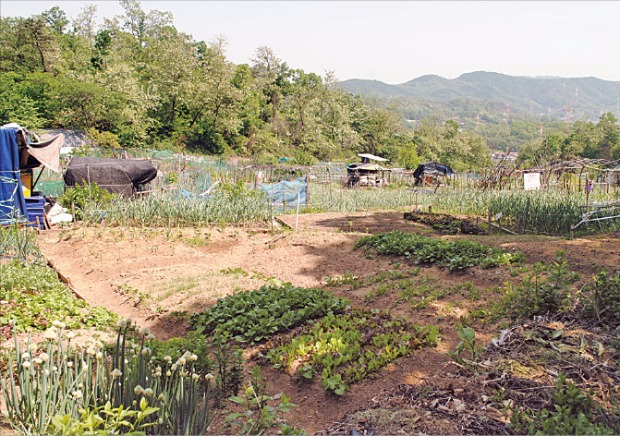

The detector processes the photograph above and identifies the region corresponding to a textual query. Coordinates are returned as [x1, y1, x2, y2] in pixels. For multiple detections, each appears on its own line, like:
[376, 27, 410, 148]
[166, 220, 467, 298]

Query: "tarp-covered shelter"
[346, 162, 390, 187]
[1, 124, 63, 225]
[413, 161, 455, 185]
[64, 157, 157, 197]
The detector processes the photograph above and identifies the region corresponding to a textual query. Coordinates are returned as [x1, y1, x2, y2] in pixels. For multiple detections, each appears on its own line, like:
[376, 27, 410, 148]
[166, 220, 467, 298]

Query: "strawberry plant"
[189, 284, 349, 344]
[266, 309, 439, 395]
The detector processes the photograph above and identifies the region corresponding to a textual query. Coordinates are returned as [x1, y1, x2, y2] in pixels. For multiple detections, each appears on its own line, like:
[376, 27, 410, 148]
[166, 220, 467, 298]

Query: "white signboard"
[523, 172, 541, 191]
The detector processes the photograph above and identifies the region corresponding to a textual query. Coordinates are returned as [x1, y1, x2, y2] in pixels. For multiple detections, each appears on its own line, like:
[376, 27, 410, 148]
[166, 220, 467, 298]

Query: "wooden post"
[295, 192, 300, 232]
[328, 167, 333, 206]
[488, 208, 492, 236]
[585, 178, 591, 216]
[524, 197, 530, 234]
[305, 172, 309, 207]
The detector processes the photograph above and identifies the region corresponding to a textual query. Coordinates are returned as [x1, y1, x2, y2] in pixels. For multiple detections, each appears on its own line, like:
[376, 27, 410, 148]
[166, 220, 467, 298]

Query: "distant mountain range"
[339, 71, 620, 124]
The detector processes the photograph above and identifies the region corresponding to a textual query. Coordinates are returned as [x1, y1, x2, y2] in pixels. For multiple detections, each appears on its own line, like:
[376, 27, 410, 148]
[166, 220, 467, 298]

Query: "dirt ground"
[36, 210, 620, 434]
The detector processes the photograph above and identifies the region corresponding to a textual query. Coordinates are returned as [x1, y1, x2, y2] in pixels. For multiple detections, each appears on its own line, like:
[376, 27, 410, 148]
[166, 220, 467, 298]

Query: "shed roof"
[357, 153, 388, 162]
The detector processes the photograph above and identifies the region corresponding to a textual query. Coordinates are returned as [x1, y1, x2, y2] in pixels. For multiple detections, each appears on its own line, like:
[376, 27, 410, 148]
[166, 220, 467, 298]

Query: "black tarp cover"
[413, 161, 455, 181]
[64, 157, 157, 197]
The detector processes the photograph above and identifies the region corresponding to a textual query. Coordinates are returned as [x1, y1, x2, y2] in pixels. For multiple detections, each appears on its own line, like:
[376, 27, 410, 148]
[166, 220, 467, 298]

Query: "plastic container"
[25, 196, 46, 229]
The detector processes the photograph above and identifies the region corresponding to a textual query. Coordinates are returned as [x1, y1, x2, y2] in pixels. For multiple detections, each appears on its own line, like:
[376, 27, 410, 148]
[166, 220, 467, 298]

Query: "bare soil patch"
[36, 211, 620, 434]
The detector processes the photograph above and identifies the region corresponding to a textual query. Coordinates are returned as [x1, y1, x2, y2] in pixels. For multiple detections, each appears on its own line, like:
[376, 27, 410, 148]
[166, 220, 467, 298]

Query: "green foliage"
[0, 260, 118, 333]
[87, 127, 121, 149]
[58, 182, 116, 220]
[98, 188, 270, 227]
[266, 309, 439, 395]
[189, 284, 349, 344]
[584, 269, 620, 328]
[0, 224, 42, 262]
[354, 230, 520, 271]
[149, 331, 214, 375]
[510, 374, 617, 435]
[225, 367, 303, 435]
[450, 322, 481, 368]
[397, 143, 420, 170]
[487, 191, 582, 236]
[50, 398, 158, 436]
[212, 343, 244, 406]
[1, 321, 214, 435]
[501, 251, 578, 320]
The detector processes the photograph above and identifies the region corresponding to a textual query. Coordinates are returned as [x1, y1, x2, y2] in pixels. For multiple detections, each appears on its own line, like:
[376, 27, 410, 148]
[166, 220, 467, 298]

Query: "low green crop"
[354, 231, 521, 271]
[189, 284, 349, 344]
[0, 261, 118, 332]
[266, 309, 439, 395]
[1, 320, 214, 435]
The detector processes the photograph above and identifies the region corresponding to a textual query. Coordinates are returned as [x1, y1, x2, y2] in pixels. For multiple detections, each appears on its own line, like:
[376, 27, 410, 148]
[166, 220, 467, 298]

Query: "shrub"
[511, 374, 617, 435]
[584, 269, 620, 328]
[58, 182, 116, 220]
[501, 251, 578, 320]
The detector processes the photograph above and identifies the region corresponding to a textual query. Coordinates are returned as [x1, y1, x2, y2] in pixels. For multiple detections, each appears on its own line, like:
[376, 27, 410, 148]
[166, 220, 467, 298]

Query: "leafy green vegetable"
[189, 284, 349, 344]
[266, 309, 439, 395]
[0, 260, 118, 332]
[354, 230, 522, 271]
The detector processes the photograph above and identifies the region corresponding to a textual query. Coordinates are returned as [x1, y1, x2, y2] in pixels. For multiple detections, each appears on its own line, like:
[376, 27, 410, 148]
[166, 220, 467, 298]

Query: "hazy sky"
[2, 1, 619, 84]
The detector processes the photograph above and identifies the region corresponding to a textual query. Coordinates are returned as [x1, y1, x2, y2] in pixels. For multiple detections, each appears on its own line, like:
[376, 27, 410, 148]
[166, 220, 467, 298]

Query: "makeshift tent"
[413, 161, 455, 185]
[0, 124, 64, 225]
[346, 162, 390, 187]
[64, 157, 157, 197]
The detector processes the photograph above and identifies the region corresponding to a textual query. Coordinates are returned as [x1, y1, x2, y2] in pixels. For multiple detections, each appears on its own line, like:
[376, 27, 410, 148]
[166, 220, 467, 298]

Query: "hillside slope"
[340, 71, 620, 122]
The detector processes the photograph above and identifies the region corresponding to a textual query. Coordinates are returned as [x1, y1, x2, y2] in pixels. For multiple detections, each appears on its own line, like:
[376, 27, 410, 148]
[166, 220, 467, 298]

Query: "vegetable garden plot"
[403, 211, 485, 235]
[189, 284, 349, 344]
[263, 309, 439, 396]
[354, 231, 522, 271]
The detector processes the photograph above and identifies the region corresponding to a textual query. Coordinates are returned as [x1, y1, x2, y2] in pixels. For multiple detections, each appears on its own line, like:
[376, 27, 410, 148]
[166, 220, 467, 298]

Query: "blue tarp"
[180, 189, 210, 201]
[0, 127, 27, 225]
[258, 177, 306, 206]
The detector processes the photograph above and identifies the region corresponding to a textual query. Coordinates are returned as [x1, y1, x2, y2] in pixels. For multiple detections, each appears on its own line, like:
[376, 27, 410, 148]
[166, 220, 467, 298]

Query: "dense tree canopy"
[1, 1, 616, 169]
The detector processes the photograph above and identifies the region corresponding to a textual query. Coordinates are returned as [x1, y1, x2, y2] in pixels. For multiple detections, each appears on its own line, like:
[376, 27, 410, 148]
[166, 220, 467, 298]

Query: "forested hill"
[1, 1, 619, 169]
[340, 72, 620, 123]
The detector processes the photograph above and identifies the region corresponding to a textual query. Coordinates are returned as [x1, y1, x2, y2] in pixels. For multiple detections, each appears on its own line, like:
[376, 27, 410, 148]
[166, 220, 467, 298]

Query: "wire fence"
[18, 152, 620, 236]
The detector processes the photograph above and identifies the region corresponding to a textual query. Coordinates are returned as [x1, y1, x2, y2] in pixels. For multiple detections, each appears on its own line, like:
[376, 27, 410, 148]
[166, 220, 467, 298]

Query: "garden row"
[55, 178, 620, 235]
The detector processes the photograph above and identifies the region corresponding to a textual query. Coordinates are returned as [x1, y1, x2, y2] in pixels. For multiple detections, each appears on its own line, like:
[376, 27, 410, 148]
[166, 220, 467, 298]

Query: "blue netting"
[179, 189, 210, 201]
[258, 177, 307, 206]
